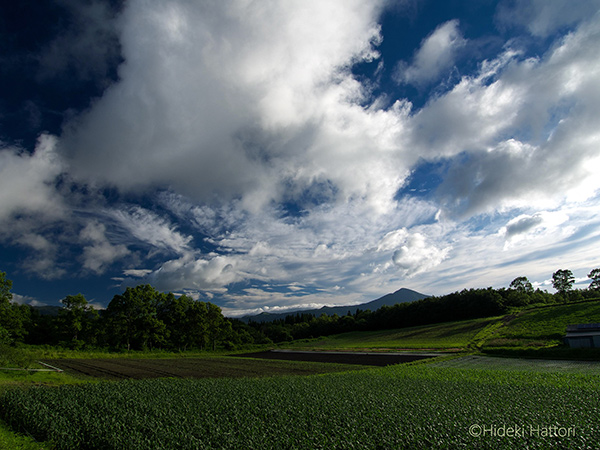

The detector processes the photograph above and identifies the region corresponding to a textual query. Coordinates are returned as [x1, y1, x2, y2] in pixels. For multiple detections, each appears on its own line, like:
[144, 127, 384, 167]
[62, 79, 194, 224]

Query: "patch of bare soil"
[233, 350, 436, 366]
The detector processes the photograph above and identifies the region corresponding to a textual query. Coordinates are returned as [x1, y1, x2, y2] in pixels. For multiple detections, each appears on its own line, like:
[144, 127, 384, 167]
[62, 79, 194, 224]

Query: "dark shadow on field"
[233, 350, 436, 366]
[41, 357, 375, 380]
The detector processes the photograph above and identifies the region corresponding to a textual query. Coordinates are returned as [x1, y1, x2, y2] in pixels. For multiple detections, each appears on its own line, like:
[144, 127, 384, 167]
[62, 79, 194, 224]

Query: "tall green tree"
[105, 284, 167, 351]
[59, 294, 98, 343]
[509, 276, 533, 294]
[186, 301, 209, 350]
[552, 269, 575, 296]
[0, 271, 12, 306]
[206, 302, 226, 351]
[0, 271, 30, 344]
[588, 268, 600, 291]
[157, 293, 196, 351]
[0, 271, 12, 343]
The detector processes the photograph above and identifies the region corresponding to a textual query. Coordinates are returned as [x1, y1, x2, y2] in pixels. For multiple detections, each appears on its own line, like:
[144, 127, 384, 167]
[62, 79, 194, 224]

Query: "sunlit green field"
[483, 300, 600, 348]
[2, 357, 598, 449]
[284, 316, 500, 350]
[282, 300, 600, 353]
[430, 354, 600, 373]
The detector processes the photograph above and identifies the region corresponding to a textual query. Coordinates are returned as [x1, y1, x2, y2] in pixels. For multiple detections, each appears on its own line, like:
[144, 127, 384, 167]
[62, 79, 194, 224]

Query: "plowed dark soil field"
[235, 350, 437, 366]
[41, 355, 372, 380]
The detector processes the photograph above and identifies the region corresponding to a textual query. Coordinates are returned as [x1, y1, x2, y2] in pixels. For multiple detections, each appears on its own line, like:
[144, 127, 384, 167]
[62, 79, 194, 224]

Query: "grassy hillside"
[281, 299, 600, 355]
[483, 300, 600, 348]
[282, 316, 501, 350]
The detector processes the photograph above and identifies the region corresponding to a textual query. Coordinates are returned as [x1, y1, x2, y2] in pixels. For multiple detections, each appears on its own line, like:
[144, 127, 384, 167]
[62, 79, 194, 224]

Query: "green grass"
[483, 300, 600, 349]
[11, 346, 249, 361]
[1, 361, 598, 449]
[0, 370, 88, 450]
[283, 316, 500, 350]
[279, 300, 600, 355]
[0, 422, 51, 450]
[431, 354, 600, 374]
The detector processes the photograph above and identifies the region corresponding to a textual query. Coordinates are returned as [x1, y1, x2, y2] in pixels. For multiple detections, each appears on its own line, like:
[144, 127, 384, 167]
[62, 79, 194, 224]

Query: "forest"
[1, 269, 599, 351]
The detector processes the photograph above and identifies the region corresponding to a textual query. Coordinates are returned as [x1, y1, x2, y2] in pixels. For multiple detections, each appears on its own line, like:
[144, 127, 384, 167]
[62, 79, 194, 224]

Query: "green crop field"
[431, 355, 600, 373]
[283, 316, 500, 351]
[2, 358, 598, 449]
[0, 354, 369, 449]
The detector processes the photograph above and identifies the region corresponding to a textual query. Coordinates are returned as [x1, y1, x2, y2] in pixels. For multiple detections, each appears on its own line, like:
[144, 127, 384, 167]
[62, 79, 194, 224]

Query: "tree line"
[0, 277, 266, 351]
[249, 268, 600, 343]
[1, 268, 599, 350]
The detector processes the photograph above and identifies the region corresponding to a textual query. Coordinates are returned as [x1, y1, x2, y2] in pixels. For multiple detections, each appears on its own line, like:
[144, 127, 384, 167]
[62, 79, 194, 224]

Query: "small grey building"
[564, 323, 600, 349]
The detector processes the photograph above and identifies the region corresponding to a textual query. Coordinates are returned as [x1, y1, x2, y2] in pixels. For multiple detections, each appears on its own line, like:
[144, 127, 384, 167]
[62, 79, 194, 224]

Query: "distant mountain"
[239, 288, 429, 323]
[31, 305, 62, 316]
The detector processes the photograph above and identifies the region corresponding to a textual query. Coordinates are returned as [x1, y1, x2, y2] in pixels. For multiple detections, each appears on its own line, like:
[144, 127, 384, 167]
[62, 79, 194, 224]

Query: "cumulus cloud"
[80, 221, 129, 274]
[144, 254, 242, 293]
[3, 0, 599, 308]
[123, 193, 443, 306]
[0, 134, 64, 223]
[0, 136, 71, 278]
[11, 293, 47, 307]
[59, 0, 416, 214]
[388, 230, 451, 276]
[395, 19, 467, 87]
[414, 14, 600, 217]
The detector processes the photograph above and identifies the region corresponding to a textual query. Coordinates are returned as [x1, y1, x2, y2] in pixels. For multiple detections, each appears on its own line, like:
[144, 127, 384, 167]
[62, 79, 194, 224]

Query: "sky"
[1, 0, 599, 317]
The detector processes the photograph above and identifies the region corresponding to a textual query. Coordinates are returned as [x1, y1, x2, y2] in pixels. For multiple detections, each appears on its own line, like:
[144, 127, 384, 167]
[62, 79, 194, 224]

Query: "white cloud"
[496, 0, 600, 37]
[144, 254, 242, 293]
[80, 221, 129, 274]
[11, 293, 47, 307]
[389, 230, 451, 276]
[0, 134, 64, 223]
[110, 206, 192, 255]
[3, 1, 599, 311]
[149, 193, 448, 308]
[59, 0, 417, 215]
[395, 19, 467, 87]
[501, 211, 571, 244]
[410, 14, 600, 217]
[123, 269, 153, 278]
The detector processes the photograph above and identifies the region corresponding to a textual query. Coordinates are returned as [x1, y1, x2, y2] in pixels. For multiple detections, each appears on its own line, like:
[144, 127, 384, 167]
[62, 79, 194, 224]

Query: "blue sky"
[1, 0, 599, 316]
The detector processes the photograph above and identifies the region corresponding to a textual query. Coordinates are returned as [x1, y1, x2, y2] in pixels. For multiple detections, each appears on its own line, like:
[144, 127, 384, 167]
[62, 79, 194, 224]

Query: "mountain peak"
[239, 288, 429, 323]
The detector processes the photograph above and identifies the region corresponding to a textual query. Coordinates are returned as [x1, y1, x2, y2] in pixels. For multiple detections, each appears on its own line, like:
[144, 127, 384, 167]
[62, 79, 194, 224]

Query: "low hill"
[481, 298, 600, 349]
[284, 316, 499, 350]
[240, 288, 428, 323]
[281, 298, 600, 354]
